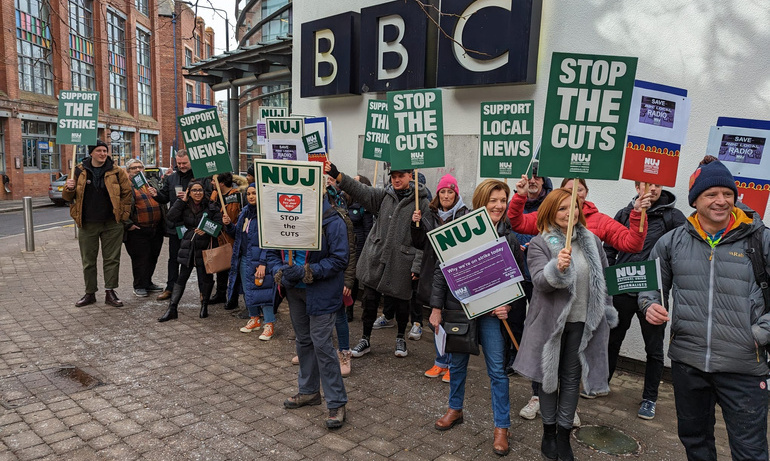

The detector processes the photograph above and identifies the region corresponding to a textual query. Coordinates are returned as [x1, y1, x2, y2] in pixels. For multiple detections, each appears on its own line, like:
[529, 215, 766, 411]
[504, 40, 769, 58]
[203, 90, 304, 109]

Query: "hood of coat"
[625, 189, 679, 214]
[232, 175, 249, 192]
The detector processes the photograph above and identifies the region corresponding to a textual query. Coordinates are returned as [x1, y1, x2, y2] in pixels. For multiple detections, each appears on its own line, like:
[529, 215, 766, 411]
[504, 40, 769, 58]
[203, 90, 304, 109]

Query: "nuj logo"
[411, 152, 424, 160]
[616, 265, 646, 278]
[645, 158, 660, 167]
[571, 153, 591, 163]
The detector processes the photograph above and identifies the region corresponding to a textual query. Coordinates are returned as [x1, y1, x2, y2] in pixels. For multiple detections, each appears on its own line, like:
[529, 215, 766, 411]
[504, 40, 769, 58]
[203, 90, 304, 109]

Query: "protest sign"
[706, 117, 770, 218]
[363, 100, 390, 162]
[266, 117, 305, 141]
[177, 108, 231, 178]
[388, 89, 444, 170]
[604, 259, 661, 296]
[254, 159, 323, 250]
[621, 81, 691, 187]
[266, 140, 308, 161]
[175, 225, 187, 239]
[131, 170, 148, 190]
[302, 132, 323, 153]
[303, 117, 329, 162]
[428, 208, 498, 263]
[224, 193, 242, 205]
[56, 90, 99, 145]
[539, 52, 638, 179]
[196, 212, 222, 237]
[260, 106, 288, 120]
[479, 101, 534, 178]
[256, 122, 267, 145]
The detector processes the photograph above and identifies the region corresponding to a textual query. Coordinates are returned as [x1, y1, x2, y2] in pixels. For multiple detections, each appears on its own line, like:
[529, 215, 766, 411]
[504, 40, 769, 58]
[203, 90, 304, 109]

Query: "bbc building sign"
[300, 0, 542, 97]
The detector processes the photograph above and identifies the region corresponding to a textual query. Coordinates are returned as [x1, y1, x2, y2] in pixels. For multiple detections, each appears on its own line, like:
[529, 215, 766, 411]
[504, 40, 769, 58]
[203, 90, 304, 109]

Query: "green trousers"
[78, 220, 124, 294]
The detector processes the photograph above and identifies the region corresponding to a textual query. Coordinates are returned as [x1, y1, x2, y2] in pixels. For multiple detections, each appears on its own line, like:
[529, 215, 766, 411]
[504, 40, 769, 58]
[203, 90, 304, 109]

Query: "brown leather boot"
[104, 290, 124, 307]
[493, 427, 509, 456]
[434, 408, 463, 431]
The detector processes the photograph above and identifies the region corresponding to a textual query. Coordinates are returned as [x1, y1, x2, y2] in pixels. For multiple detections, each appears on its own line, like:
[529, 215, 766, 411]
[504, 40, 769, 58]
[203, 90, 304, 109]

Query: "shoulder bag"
[442, 309, 480, 356]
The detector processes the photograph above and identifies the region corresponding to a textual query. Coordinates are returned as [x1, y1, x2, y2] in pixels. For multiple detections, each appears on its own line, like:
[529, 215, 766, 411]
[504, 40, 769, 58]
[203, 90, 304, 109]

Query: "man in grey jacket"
[640, 156, 770, 461]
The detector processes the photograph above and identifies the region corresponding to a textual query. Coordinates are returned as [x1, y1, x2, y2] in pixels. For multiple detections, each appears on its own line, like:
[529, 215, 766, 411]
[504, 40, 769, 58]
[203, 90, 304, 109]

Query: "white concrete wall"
[292, 0, 770, 363]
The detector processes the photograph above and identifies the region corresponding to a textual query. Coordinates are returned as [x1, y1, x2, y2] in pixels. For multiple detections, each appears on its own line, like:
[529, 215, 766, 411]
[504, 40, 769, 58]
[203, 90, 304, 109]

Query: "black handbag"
[442, 309, 480, 356]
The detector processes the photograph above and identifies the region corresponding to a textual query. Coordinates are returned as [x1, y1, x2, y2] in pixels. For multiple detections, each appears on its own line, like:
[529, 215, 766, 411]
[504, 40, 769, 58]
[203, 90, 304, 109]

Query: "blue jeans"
[448, 315, 510, 428]
[335, 305, 349, 351]
[239, 256, 274, 323]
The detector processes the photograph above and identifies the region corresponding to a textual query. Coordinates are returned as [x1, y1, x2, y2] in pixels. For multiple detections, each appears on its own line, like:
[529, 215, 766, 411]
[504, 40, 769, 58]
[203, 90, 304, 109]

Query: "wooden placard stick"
[373, 161, 379, 188]
[213, 175, 227, 211]
[639, 183, 650, 232]
[502, 318, 520, 351]
[288, 250, 293, 266]
[414, 168, 420, 228]
[565, 179, 579, 251]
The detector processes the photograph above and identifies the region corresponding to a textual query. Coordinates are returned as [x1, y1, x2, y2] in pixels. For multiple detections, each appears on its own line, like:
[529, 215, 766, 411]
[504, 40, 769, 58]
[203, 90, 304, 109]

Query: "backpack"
[745, 227, 770, 358]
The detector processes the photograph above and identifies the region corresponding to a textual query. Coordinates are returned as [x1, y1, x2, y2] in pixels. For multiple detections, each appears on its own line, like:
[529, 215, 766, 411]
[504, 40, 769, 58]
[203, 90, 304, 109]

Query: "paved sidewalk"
[0, 197, 54, 214]
[0, 227, 749, 460]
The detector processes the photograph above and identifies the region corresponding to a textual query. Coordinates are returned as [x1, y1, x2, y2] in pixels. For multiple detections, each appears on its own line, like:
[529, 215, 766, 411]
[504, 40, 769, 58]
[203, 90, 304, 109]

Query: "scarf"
[437, 196, 466, 222]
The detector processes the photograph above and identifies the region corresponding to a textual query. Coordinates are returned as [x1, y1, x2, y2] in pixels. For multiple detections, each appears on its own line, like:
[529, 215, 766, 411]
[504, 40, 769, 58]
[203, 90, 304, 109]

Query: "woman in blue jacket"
[226, 184, 280, 340]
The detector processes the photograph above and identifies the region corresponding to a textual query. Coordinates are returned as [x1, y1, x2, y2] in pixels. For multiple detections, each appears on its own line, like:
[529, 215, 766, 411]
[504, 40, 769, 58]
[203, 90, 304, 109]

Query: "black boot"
[207, 290, 227, 304]
[224, 295, 239, 310]
[541, 424, 557, 461]
[556, 425, 574, 461]
[158, 284, 184, 322]
[200, 283, 212, 318]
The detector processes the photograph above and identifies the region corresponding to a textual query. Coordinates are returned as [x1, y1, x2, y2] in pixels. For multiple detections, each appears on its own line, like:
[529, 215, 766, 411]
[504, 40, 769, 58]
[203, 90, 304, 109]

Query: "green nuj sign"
[362, 100, 390, 161]
[177, 108, 231, 179]
[388, 89, 444, 170]
[56, 90, 99, 145]
[479, 101, 534, 178]
[539, 52, 637, 180]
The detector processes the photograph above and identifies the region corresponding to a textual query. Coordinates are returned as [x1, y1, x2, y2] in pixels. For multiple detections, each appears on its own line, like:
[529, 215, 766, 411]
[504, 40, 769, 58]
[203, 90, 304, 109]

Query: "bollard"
[23, 196, 34, 252]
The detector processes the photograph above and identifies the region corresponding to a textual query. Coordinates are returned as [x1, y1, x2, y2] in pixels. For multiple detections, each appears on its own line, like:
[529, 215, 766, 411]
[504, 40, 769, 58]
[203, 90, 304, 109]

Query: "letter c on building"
[452, 0, 510, 72]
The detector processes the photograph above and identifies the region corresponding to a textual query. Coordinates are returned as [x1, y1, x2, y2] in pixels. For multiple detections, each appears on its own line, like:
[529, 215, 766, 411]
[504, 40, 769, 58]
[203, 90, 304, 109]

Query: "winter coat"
[125, 177, 166, 231]
[63, 157, 132, 227]
[638, 205, 770, 376]
[155, 169, 212, 236]
[283, 200, 349, 315]
[516, 177, 554, 246]
[338, 173, 430, 300]
[226, 205, 279, 308]
[348, 200, 373, 259]
[167, 197, 223, 267]
[514, 225, 619, 394]
[605, 189, 687, 265]
[507, 193, 646, 253]
[211, 176, 248, 244]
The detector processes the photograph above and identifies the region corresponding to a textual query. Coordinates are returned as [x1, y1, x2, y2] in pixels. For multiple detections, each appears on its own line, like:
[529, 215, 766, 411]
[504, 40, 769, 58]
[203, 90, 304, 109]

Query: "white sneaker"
[519, 396, 540, 420]
[573, 411, 581, 427]
[407, 322, 422, 340]
[372, 314, 395, 329]
[394, 338, 408, 357]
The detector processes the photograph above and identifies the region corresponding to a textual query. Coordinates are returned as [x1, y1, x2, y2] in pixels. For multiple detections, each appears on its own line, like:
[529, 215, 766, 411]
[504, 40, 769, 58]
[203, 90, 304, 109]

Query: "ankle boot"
[541, 424, 557, 460]
[158, 284, 184, 322]
[199, 300, 208, 318]
[200, 283, 212, 318]
[556, 425, 574, 461]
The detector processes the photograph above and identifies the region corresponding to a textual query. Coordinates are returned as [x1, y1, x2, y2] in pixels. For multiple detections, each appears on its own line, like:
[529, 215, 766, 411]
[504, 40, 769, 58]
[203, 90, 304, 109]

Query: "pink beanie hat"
[436, 174, 459, 195]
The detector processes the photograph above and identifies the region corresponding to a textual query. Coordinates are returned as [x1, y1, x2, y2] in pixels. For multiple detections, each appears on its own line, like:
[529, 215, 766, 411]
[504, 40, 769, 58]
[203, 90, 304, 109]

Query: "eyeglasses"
[190, 189, 204, 193]
[128, 166, 143, 170]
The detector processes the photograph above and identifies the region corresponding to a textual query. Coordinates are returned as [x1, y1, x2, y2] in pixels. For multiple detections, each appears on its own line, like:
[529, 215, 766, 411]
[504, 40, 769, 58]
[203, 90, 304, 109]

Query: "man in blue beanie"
[639, 155, 770, 461]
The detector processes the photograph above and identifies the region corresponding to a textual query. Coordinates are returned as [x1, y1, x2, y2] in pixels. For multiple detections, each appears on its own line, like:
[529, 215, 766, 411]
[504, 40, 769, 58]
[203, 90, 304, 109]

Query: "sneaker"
[638, 399, 656, 420]
[573, 411, 581, 427]
[395, 338, 408, 357]
[240, 317, 262, 333]
[407, 322, 423, 340]
[442, 370, 451, 383]
[283, 392, 322, 409]
[133, 288, 148, 297]
[258, 323, 274, 341]
[291, 355, 299, 365]
[372, 314, 394, 329]
[424, 365, 448, 378]
[519, 396, 540, 420]
[147, 283, 164, 293]
[338, 350, 351, 377]
[351, 338, 371, 358]
[579, 389, 609, 399]
[326, 406, 346, 429]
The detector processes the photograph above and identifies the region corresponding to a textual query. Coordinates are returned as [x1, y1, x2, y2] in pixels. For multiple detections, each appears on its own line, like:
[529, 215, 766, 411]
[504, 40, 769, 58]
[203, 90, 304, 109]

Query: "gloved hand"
[303, 264, 314, 284]
[326, 162, 340, 180]
[282, 264, 305, 283]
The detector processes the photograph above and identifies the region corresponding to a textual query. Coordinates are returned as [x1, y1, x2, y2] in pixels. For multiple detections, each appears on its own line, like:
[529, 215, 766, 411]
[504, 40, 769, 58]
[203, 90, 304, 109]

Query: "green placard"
[427, 208, 498, 263]
[131, 171, 148, 189]
[539, 52, 638, 180]
[362, 100, 390, 161]
[177, 108, 231, 179]
[56, 90, 99, 145]
[224, 192, 242, 205]
[197, 212, 222, 237]
[302, 132, 323, 153]
[388, 89, 444, 170]
[479, 101, 534, 178]
[260, 106, 288, 119]
[604, 260, 660, 295]
[176, 225, 188, 239]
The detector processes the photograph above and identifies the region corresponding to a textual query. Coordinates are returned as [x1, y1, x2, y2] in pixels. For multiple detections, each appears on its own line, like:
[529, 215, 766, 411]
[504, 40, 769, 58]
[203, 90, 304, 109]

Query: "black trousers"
[124, 224, 164, 289]
[176, 261, 214, 300]
[607, 293, 665, 401]
[361, 285, 409, 338]
[672, 361, 768, 461]
[165, 234, 181, 292]
[383, 279, 422, 325]
[539, 322, 585, 429]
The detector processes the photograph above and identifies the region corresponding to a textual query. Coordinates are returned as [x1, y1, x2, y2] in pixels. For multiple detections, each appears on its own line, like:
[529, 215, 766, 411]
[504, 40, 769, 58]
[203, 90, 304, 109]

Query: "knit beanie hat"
[436, 174, 459, 195]
[688, 157, 738, 207]
[88, 139, 109, 156]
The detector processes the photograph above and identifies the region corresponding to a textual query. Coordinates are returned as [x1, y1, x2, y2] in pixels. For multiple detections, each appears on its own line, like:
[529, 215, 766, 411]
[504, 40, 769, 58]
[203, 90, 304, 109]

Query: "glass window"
[110, 131, 132, 166]
[74, 144, 89, 165]
[186, 83, 193, 104]
[107, 10, 127, 111]
[206, 42, 212, 59]
[139, 133, 156, 166]
[184, 47, 192, 67]
[196, 82, 202, 104]
[136, 28, 152, 116]
[261, 84, 289, 107]
[21, 120, 60, 171]
[69, 0, 95, 91]
[0, 123, 5, 174]
[260, 0, 291, 43]
[16, 0, 54, 95]
[194, 32, 200, 57]
[134, 0, 148, 16]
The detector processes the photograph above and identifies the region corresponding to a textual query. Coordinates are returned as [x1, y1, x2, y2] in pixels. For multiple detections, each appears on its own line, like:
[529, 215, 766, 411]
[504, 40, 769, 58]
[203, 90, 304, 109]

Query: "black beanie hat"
[88, 139, 109, 156]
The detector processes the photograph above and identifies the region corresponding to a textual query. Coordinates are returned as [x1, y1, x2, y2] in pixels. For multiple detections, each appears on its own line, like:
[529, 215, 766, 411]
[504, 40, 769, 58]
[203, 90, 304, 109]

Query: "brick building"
[0, 0, 214, 200]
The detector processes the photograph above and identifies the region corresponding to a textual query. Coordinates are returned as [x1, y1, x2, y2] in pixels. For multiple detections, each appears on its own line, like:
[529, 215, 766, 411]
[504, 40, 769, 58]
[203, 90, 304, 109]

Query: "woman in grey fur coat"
[513, 188, 618, 461]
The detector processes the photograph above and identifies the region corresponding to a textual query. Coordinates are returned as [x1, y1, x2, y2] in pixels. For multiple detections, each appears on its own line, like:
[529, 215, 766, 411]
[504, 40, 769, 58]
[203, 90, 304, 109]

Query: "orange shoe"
[442, 370, 451, 383]
[240, 316, 262, 333]
[259, 323, 274, 341]
[424, 365, 449, 378]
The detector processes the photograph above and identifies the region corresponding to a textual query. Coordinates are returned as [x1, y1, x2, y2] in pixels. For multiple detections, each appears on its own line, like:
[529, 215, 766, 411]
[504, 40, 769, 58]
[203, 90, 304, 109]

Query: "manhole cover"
[0, 366, 103, 409]
[575, 425, 641, 456]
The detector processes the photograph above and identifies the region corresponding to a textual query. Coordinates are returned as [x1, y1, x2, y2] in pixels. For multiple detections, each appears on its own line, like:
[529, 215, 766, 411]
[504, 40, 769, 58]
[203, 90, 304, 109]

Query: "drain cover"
[575, 425, 641, 456]
[0, 366, 103, 409]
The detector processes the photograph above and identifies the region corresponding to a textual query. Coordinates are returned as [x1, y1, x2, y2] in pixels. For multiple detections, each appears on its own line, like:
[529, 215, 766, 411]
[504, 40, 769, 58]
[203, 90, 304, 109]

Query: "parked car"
[48, 175, 68, 206]
[144, 167, 168, 183]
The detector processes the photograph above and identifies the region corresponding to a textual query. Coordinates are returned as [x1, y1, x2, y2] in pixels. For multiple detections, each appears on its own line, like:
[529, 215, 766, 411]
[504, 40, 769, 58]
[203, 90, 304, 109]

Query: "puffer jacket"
[605, 190, 687, 265]
[155, 169, 212, 236]
[513, 225, 618, 394]
[507, 193, 647, 253]
[639, 204, 770, 376]
[167, 197, 223, 267]
[338, 173, 430, 300]
[63, 157, 132, 227]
